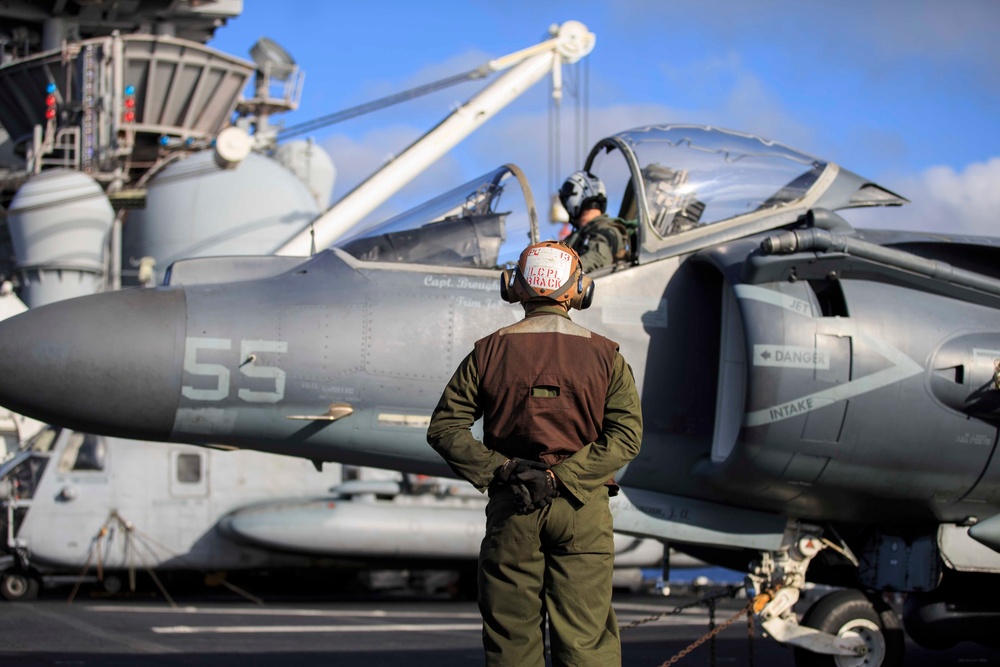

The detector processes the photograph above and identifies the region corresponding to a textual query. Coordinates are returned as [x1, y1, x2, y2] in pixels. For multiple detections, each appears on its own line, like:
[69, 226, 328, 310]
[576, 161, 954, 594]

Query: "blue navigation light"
[159, 135, 170, 146]
[46, 83, 56, 93]
[125, 85, 135, 96]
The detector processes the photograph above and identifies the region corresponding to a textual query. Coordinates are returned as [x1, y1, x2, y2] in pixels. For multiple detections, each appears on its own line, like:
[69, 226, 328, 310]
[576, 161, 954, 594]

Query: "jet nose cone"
[0, 288, 185, 440]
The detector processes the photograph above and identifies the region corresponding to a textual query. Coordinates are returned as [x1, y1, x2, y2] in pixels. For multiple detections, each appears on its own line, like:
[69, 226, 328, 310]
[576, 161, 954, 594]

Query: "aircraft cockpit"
[582, 124, 830, 261]
[338, 165, 539, 270]
[334, 126, 831, 274]
[0, 427, 106, 505]
[0, 426, 108, 587]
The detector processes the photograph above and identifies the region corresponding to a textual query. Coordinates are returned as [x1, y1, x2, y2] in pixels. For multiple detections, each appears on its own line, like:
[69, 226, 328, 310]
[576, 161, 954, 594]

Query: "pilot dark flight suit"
[427, 303, 642, 667]
[563, 215, 631, 274]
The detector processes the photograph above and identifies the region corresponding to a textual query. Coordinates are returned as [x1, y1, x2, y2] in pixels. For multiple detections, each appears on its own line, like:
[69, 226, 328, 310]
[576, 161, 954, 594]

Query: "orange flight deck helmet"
[500, 241, 594, 310]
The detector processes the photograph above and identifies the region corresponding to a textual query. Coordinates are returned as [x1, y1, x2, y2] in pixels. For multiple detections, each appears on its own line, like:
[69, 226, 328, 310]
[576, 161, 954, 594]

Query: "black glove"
[495, 458, 549, 484]
[495, 458, 559, 514]
[510, 468, 559, 515]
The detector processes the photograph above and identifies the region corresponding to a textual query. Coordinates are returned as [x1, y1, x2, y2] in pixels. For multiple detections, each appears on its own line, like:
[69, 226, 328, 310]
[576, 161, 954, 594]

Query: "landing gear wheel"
[793, 590, 904, 667]
[101, 574, 123, 595]
[1, 570, 40, 601]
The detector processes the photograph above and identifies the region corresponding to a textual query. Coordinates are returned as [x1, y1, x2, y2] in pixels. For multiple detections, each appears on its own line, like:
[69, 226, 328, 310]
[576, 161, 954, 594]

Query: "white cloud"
[844, 158, 1000, 236]
[914, 160, 1000, 235]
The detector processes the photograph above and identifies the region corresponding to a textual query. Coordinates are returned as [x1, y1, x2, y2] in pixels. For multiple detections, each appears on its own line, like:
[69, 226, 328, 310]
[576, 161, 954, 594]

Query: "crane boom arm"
[274, 20, 594, 257]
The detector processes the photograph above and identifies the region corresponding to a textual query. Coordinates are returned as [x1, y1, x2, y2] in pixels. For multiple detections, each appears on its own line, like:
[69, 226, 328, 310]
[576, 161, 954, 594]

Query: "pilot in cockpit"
[558, 171, 633, 274]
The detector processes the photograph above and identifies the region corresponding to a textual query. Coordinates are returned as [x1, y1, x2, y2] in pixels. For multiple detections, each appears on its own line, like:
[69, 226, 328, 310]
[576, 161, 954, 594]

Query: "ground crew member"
[426, 241, 643, 666]
[559, 171, 632, 273]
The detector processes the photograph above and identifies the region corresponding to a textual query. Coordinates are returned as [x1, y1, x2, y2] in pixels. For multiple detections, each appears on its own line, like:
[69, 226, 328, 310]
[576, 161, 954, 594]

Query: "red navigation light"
[122, 84, 137, 123]
[44, 88, 57, 121]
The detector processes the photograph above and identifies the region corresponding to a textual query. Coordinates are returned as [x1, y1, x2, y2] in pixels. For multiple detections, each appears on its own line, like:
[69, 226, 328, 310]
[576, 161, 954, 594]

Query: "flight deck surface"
[0, 588, 996, 666]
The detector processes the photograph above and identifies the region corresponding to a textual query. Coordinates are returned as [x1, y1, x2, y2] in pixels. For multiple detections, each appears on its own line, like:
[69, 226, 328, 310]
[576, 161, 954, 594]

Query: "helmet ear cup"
[499, 269, 519, 303]
[569, 273, 595, 310]
[580, 278, 595, 309]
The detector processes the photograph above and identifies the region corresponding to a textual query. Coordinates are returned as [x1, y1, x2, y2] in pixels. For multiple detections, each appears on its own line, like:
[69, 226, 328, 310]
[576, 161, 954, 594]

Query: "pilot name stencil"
[455, 296, 482, 308]
[453, 295, 505, 310]
[754, 344, 830, 369]
[423, 275, 495, 292]
[455, 277, 495, 292]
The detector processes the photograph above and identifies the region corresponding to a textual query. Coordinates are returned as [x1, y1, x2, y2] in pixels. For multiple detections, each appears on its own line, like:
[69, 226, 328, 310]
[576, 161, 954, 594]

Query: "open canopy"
[335, 125, 904, 272]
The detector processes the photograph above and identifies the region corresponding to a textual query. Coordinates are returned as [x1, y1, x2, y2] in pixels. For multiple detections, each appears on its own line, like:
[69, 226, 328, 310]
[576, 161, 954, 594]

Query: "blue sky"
[209, 0, 1000, 235]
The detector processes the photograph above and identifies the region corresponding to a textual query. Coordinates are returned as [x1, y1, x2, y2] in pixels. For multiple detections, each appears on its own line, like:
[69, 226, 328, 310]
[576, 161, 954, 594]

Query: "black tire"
[1, 570, 40, 601]
[793, 589, 905, 667]
[101, 574, 123, 595]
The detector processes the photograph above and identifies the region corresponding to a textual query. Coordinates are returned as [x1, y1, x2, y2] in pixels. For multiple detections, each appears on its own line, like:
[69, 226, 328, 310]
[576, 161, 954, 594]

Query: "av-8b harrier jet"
[1, 124, 999, 666]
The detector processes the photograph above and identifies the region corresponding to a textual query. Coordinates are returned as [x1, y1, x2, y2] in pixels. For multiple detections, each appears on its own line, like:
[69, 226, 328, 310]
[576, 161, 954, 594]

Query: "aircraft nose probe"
[0, 288, 186, 440]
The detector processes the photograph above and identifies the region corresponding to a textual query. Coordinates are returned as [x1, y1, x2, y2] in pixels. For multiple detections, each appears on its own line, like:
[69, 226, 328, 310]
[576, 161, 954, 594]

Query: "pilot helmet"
[499, 241, 594, 310]
[559, 170, 607, 222]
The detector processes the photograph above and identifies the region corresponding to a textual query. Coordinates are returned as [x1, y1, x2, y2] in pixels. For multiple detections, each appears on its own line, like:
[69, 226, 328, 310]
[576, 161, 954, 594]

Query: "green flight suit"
[563, 215, 631, 274]
[427, 305, 643, 667]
